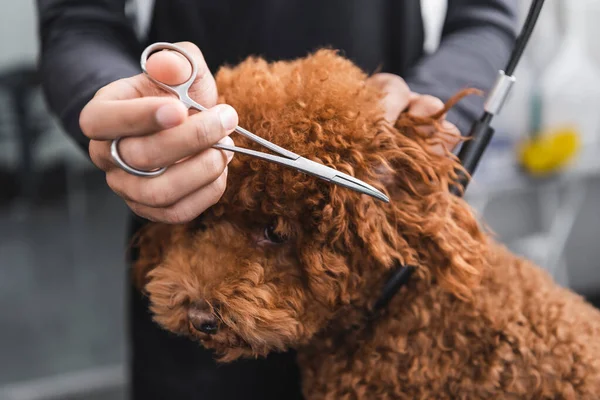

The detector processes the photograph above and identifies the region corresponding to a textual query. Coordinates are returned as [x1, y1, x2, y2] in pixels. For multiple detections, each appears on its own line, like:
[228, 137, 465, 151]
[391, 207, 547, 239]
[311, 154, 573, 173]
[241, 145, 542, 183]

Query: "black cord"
[371, 264, 415, 314]
[371, 0, 547, 317]
[506, 0, 547, 76]
[452, 0, 546, 193]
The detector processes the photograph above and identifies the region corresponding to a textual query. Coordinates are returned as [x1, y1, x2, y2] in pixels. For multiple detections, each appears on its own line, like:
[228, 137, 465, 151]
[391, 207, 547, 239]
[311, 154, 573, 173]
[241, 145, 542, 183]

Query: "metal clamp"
[484, 70, 516, 116]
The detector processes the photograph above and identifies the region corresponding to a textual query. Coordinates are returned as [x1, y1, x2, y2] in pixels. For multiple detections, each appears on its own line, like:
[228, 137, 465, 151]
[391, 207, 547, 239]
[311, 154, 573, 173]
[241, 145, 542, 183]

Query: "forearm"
[37, 0, 142, 151]
[405, 0, 519, 134]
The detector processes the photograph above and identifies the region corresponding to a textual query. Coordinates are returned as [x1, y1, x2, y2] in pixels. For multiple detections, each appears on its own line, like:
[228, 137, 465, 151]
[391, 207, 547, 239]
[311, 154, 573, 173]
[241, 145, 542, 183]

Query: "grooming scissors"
[110, 42, 389, 203]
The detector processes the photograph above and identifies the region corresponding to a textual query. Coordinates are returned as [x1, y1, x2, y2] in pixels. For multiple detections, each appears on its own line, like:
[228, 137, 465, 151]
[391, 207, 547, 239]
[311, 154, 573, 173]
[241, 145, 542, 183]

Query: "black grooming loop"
[370, 0, 547, 317]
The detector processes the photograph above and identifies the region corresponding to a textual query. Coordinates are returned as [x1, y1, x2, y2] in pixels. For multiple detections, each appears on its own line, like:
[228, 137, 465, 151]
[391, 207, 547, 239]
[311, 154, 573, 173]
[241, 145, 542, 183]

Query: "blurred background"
[0, 0, 599, 399]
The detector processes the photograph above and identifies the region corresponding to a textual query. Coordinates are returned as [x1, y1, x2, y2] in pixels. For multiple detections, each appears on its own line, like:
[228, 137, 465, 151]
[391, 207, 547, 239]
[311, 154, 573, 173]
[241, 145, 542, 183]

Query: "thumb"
[144, 42, 218, 108]
[145, 48, 193, 87]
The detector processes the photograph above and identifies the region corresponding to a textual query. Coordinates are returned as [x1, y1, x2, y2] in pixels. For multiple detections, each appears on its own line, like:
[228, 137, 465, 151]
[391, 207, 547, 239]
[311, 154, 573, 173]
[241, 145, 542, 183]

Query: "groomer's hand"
[80, 42, 237, 224]
[366, 73, 412, 122]
[367, 73, 460, 154]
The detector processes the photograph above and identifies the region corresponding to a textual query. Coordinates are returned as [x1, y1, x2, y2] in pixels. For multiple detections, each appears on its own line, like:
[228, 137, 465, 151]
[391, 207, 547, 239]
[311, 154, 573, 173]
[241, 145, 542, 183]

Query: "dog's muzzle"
[188, 300, 219, 335]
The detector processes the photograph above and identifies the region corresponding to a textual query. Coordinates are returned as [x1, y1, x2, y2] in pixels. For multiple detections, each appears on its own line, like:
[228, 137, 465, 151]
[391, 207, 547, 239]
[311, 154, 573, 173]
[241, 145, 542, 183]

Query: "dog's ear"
[325, 88, 488, 302]
[309, 181, 410, 308]
[130, 223, 175, 292]
[374, 89, 488, 301]
[396, 185, 488, 301]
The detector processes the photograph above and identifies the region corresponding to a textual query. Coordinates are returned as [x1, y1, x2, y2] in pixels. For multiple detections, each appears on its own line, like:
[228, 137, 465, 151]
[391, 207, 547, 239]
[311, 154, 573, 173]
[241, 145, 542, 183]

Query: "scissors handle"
[140, 42, 299, 160]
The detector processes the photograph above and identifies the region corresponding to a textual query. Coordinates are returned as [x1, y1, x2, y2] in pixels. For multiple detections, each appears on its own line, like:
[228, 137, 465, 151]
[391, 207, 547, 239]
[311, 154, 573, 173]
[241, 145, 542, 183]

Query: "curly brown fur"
[133, 50, 600, 398]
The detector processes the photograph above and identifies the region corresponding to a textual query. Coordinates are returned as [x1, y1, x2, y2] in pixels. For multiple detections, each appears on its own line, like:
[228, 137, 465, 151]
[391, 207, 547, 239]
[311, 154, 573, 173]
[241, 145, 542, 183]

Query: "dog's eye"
[264, 224, 287, 244]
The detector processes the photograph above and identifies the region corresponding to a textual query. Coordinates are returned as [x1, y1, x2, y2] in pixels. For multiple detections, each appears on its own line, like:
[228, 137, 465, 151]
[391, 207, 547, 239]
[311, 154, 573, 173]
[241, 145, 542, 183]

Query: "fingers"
[408, 94, 446, 119]
[366, 73, 412, 123]
[115, 104, 238, 171]
[105, 138, 232, 209]
[125, 169, 229, 224]
[429, 120, 461, 155]
[87, 102, 237, 173]
[80, 96, 189, 140]
[408, 94, 461, 154]
[89, 140, 113, 172]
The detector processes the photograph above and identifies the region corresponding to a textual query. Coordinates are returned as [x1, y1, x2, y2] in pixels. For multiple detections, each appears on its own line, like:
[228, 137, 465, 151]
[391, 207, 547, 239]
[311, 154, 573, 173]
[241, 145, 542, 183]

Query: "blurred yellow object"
[518, 127, 581, 176]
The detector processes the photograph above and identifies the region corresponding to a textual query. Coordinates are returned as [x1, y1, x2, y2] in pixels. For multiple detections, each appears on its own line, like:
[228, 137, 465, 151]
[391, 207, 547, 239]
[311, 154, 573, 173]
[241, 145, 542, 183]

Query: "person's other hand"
[80, 42, 237, 224]
[366, 73, 412, 123]
[366, 73, 460, 154]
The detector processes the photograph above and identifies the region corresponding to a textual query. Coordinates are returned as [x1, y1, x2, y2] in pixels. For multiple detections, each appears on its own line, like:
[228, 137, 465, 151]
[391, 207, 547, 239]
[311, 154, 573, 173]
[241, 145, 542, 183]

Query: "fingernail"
[156, 103, 184, 128]
[217, 105, 238, 131]
[219, 136, 235, 163]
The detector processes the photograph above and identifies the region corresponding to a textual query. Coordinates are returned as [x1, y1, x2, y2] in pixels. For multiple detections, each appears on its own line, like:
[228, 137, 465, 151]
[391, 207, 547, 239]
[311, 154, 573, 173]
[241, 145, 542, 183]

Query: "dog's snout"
[188, 300, 219, 335]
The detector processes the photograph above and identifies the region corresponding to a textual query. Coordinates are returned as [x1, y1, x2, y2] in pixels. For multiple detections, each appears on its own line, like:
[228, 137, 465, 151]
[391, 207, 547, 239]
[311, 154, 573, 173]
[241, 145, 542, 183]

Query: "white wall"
[0, 0, 38, 70]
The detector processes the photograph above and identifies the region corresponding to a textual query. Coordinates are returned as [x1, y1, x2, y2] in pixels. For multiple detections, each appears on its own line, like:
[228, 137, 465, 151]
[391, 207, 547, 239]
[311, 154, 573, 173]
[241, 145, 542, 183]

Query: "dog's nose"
[188, 300, 219, 335]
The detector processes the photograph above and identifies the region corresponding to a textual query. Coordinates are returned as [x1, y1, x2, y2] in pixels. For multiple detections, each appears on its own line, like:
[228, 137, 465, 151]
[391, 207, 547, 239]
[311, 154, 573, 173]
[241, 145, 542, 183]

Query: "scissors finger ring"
[110, 138, 167, 177]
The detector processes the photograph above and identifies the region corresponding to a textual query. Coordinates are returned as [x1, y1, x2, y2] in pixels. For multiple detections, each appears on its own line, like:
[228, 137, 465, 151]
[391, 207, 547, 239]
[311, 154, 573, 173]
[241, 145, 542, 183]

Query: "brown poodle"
[132, 50, 600, 399]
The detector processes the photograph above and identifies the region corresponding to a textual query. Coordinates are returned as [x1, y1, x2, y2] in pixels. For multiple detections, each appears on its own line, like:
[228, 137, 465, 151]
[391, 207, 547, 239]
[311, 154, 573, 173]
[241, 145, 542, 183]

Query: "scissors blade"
[293, 158, 390, 203]
[214, 144, 390, 203]
[213, 143, 298, 165]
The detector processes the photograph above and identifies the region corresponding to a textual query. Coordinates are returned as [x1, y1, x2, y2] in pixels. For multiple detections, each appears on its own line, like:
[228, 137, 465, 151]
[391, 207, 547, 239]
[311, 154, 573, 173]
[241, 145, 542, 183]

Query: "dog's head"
[133, 50, 488, 361]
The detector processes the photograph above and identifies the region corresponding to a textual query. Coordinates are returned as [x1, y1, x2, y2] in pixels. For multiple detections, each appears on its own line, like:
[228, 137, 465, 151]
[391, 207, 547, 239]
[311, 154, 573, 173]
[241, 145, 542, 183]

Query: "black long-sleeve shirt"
[36, 0, 519, 152]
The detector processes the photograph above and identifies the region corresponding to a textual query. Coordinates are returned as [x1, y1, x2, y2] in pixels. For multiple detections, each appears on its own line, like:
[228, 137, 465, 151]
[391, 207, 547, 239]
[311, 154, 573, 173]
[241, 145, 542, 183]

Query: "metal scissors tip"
[332, 175, 390, 203]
